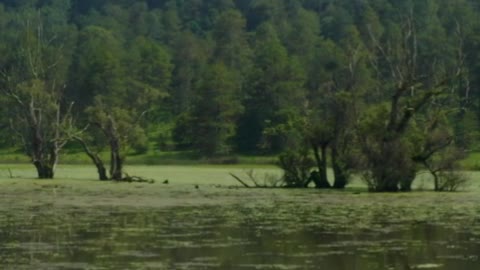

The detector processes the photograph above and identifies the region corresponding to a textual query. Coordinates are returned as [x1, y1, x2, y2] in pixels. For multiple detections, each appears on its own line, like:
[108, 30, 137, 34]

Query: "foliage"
[436, 171, 469, 192]
[0, 0, 477, 189]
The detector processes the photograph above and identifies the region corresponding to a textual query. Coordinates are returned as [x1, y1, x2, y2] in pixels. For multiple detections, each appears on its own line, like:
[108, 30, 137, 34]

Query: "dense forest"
[0, 0, 479, 191]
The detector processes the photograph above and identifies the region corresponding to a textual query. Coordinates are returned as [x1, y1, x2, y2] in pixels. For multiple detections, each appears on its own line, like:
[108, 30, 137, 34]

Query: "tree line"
[0, 0, 479, 191]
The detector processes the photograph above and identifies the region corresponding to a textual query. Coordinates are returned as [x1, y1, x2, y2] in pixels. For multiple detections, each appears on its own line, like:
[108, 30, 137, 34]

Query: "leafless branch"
[229, 173, 251, 188]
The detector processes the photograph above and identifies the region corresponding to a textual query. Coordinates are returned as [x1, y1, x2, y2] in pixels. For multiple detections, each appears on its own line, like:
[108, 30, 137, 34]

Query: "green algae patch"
[412, 264, 444, 269]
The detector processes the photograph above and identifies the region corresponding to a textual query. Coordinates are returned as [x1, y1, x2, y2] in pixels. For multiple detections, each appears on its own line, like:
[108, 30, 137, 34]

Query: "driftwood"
[229, 170, 283, 188]
[121, 174, 155, 184]
[229, 173, 251, 188]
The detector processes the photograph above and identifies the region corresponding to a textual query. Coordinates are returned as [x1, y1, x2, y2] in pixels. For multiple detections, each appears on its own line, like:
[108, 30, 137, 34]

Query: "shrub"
[277, 150, 314, 188]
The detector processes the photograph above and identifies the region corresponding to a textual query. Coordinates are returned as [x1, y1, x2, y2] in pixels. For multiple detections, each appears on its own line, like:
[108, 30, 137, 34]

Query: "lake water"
[0, 165, 479, 269]
[1, 200, 479, 269]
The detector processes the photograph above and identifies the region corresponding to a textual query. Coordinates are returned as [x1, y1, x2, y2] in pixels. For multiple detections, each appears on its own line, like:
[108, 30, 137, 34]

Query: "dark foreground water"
[0, 201, 479, 270]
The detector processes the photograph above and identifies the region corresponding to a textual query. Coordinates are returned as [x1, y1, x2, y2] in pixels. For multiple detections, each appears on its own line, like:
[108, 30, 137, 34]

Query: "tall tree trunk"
[433, 173, 440, 192]
[31, 127, 55, 179]
[311, 142, 331, 189]
[399, 169, 416, 192]
[75, 137, 108, 181]
[370, 140, 417, 192]
[331, 146, 348, 189]
[423, 161, 440, 191]
[33, 161, 54, 179]
[110, 137, 123, 181]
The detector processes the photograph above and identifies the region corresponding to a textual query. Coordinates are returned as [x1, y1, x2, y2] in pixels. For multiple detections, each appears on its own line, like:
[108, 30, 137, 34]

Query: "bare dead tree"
[0, 13, 75, 179]
[360, 10, 465, 192]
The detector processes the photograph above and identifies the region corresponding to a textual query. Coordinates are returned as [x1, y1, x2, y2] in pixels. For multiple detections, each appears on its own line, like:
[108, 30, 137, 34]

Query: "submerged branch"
[229, 173, 251, 188]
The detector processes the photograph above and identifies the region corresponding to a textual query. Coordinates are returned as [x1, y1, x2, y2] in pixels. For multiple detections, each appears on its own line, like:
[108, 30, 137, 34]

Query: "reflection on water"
[0, 203, 479, 270]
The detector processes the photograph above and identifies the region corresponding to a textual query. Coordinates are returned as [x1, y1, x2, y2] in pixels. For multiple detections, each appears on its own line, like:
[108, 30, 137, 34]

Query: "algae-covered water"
[0, 165, 479, 269]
